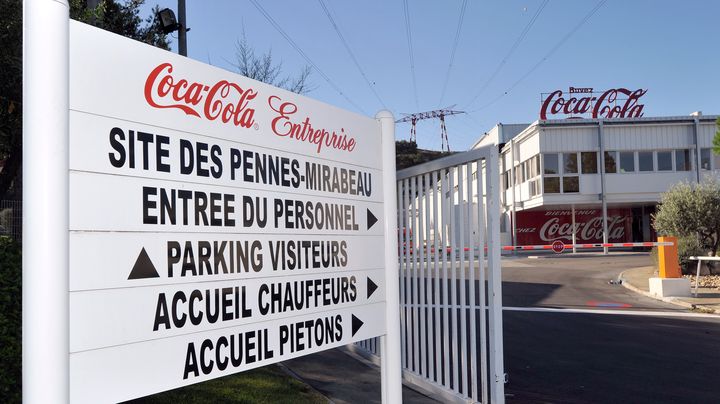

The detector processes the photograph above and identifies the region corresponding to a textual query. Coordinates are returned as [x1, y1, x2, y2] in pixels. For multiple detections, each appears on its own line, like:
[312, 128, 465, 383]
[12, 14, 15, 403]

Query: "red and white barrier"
[419, 241, 673, 255]
[500, 241, 673, 251]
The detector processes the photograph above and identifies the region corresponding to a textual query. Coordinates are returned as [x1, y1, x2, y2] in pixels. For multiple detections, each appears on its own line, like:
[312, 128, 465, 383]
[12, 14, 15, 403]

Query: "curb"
[618, 270, 720, 315]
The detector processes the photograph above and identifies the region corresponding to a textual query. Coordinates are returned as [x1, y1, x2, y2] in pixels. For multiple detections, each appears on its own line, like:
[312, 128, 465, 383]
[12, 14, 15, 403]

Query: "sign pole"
[377, 110, 402, 403]
[23, 0, 70, 403]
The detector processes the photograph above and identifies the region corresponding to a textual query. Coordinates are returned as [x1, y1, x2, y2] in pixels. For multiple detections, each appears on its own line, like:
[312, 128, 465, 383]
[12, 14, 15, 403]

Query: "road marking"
[586, 301, 632, 308]
[504, 306, 720, 319]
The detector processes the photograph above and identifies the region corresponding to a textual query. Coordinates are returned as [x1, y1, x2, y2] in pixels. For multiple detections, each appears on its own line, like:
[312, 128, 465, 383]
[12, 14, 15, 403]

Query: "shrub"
[677, 236, 707, 274]
[0, 236, 21, 403]
[653, 178, 720, 258]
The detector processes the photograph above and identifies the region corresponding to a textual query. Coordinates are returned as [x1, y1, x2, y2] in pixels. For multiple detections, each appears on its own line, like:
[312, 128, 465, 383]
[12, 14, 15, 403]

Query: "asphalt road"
[502, 253, 720, 403]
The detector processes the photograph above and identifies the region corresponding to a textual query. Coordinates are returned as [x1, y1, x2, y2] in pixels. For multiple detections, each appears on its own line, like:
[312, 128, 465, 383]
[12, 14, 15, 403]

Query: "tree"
[395, 140, 454, 170]
[653, 178, 720, 273]
[0, 0, 23, 202]
[70, 0, 170, 50]
[233, 31, 311, 94]
[0, 0, 169, 202]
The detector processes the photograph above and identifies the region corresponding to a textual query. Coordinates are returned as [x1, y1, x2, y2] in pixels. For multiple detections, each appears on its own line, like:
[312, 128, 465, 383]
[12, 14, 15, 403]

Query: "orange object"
[657, 236, 681, 278]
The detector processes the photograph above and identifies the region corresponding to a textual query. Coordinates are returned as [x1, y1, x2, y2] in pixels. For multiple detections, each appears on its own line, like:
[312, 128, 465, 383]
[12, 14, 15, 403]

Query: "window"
[529, 179, 541, 197]
[563, 153, 578, 174]
[544, 177, 560, 193]
[526, 156, 539, 179]
[563, 177, 579, 193]
[638, 151, 653, 172]
[657, 151, 673, 171]
[581, 152, 598, 174]
[619, 152, 635, 173]
[544, 154, 559, 174]
[701, 148, 712, 170]
[604, 151, 617, 173]
[676, 149, 691, 171]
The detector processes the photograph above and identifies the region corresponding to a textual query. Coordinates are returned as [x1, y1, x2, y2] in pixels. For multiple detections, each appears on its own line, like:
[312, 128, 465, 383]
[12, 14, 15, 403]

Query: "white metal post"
[571, 204, 577, 254]
[377, 110, 403, 404]
[23, 1, 70, 403]
[598, 120, 609, 255]
[485, 147, 506, 404]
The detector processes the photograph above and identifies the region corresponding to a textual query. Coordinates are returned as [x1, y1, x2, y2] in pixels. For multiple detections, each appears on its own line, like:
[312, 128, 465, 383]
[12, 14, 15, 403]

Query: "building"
[473, 112, 719, 247]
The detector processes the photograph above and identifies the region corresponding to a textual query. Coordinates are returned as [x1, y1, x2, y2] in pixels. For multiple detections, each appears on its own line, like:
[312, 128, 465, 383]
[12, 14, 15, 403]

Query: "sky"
[140, 0, 720, 151]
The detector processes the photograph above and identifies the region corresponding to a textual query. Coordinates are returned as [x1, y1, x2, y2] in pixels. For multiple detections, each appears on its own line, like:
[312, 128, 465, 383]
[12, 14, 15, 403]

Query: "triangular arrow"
[128, 248, 160, 280]
[367, 277, 378, 299]
[351, 314, 364, 337]
[367, 209, 378, 230]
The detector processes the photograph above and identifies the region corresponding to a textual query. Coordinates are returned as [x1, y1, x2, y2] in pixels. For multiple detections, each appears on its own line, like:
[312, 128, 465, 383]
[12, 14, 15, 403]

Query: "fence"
[0, 200, 22, 241]
[355, 145, 505, 404]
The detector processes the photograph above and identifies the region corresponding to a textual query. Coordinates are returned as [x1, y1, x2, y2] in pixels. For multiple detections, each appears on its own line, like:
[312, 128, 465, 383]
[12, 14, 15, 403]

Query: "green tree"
[0, 0, 169, 201]
[395, 140, 454, 170]
[0, 0, 23, 202]
[69, 0, 170, 50]
[653, 178, 720, 260]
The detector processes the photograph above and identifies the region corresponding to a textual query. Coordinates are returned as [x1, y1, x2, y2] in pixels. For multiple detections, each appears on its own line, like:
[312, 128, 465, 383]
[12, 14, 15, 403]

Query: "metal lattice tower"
[396, 106, 465, 152]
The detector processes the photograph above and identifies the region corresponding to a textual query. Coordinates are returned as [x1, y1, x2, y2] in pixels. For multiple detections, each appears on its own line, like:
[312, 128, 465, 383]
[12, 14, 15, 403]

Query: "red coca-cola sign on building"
[540, 87, 647, 120]
[515, 208, 633, 245]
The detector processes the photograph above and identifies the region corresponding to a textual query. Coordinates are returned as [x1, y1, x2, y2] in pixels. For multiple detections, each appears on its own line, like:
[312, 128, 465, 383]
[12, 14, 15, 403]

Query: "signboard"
[68, 21, 389, 403]
[515, 208, 633, 245]
[551, 240, 565, 254]
[539, 87, 647, 120]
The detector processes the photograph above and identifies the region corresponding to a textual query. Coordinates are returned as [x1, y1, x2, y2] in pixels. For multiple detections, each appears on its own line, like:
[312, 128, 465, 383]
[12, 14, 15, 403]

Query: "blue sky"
[141, 0, 720, 151]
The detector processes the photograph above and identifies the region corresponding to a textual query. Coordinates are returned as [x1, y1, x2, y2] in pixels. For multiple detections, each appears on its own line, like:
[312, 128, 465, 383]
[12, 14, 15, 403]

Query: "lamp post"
[177, 0, 187, 57]
[157, 1, 188, 57]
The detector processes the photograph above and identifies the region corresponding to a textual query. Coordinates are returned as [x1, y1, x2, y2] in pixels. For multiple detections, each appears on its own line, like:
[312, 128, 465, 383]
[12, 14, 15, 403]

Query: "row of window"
[503, 148, 720, 195]
[544, 149, 718, 175]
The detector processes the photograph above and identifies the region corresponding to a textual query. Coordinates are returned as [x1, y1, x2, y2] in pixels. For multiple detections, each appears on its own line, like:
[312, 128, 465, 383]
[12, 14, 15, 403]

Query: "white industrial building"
[471, 113, 719, 247]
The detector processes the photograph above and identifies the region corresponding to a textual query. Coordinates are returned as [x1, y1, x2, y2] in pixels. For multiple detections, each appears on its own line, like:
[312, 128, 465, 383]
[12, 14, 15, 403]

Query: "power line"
[317, 0, 387, 109]
[464, 0, 548, 109]
[403, 0, 420, 110]
[248, 0, 367, 114]
[438, 0, 469, 107]
[468, 0, 608, 113]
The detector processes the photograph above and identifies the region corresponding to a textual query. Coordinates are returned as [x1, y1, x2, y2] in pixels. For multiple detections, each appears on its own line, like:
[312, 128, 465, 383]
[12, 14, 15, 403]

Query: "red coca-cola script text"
[144, 63, 257, 128]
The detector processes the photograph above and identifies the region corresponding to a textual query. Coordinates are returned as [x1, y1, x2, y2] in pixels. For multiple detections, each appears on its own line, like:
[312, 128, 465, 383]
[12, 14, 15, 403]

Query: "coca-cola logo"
[540, 87, 647, 120]
[537, 216, 626, 242]
[144, 63, 258, 128]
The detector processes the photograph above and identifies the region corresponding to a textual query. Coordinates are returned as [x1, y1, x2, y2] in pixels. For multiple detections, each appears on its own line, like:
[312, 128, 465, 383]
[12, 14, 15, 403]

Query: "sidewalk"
[619, 266, 720, 314]
[281, 347, 440, 404]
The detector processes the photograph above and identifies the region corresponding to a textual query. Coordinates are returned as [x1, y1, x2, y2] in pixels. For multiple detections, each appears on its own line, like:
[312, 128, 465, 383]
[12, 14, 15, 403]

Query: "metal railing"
[0, 200, 22, 241]
[356, 146, 505, 403]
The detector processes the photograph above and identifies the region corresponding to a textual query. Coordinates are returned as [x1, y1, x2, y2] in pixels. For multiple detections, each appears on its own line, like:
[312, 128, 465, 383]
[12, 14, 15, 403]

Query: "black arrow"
[351, 314, 364, 337]
[367, 209, 378, 230]
[367, 277, 378, 299]
[128, 248, 160, 280]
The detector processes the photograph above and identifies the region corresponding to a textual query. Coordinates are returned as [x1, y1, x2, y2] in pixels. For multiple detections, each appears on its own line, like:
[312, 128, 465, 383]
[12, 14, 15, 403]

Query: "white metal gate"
[355, 145, 505, 403]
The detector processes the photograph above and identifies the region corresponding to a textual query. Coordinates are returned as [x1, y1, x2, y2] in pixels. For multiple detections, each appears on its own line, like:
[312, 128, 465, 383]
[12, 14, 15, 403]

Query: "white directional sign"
[68, 21, 389, 403]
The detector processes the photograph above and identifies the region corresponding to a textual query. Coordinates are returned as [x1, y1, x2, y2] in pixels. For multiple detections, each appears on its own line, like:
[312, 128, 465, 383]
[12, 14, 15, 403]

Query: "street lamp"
[156, 1, 188, 57]
[157, 8, 180, 34]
